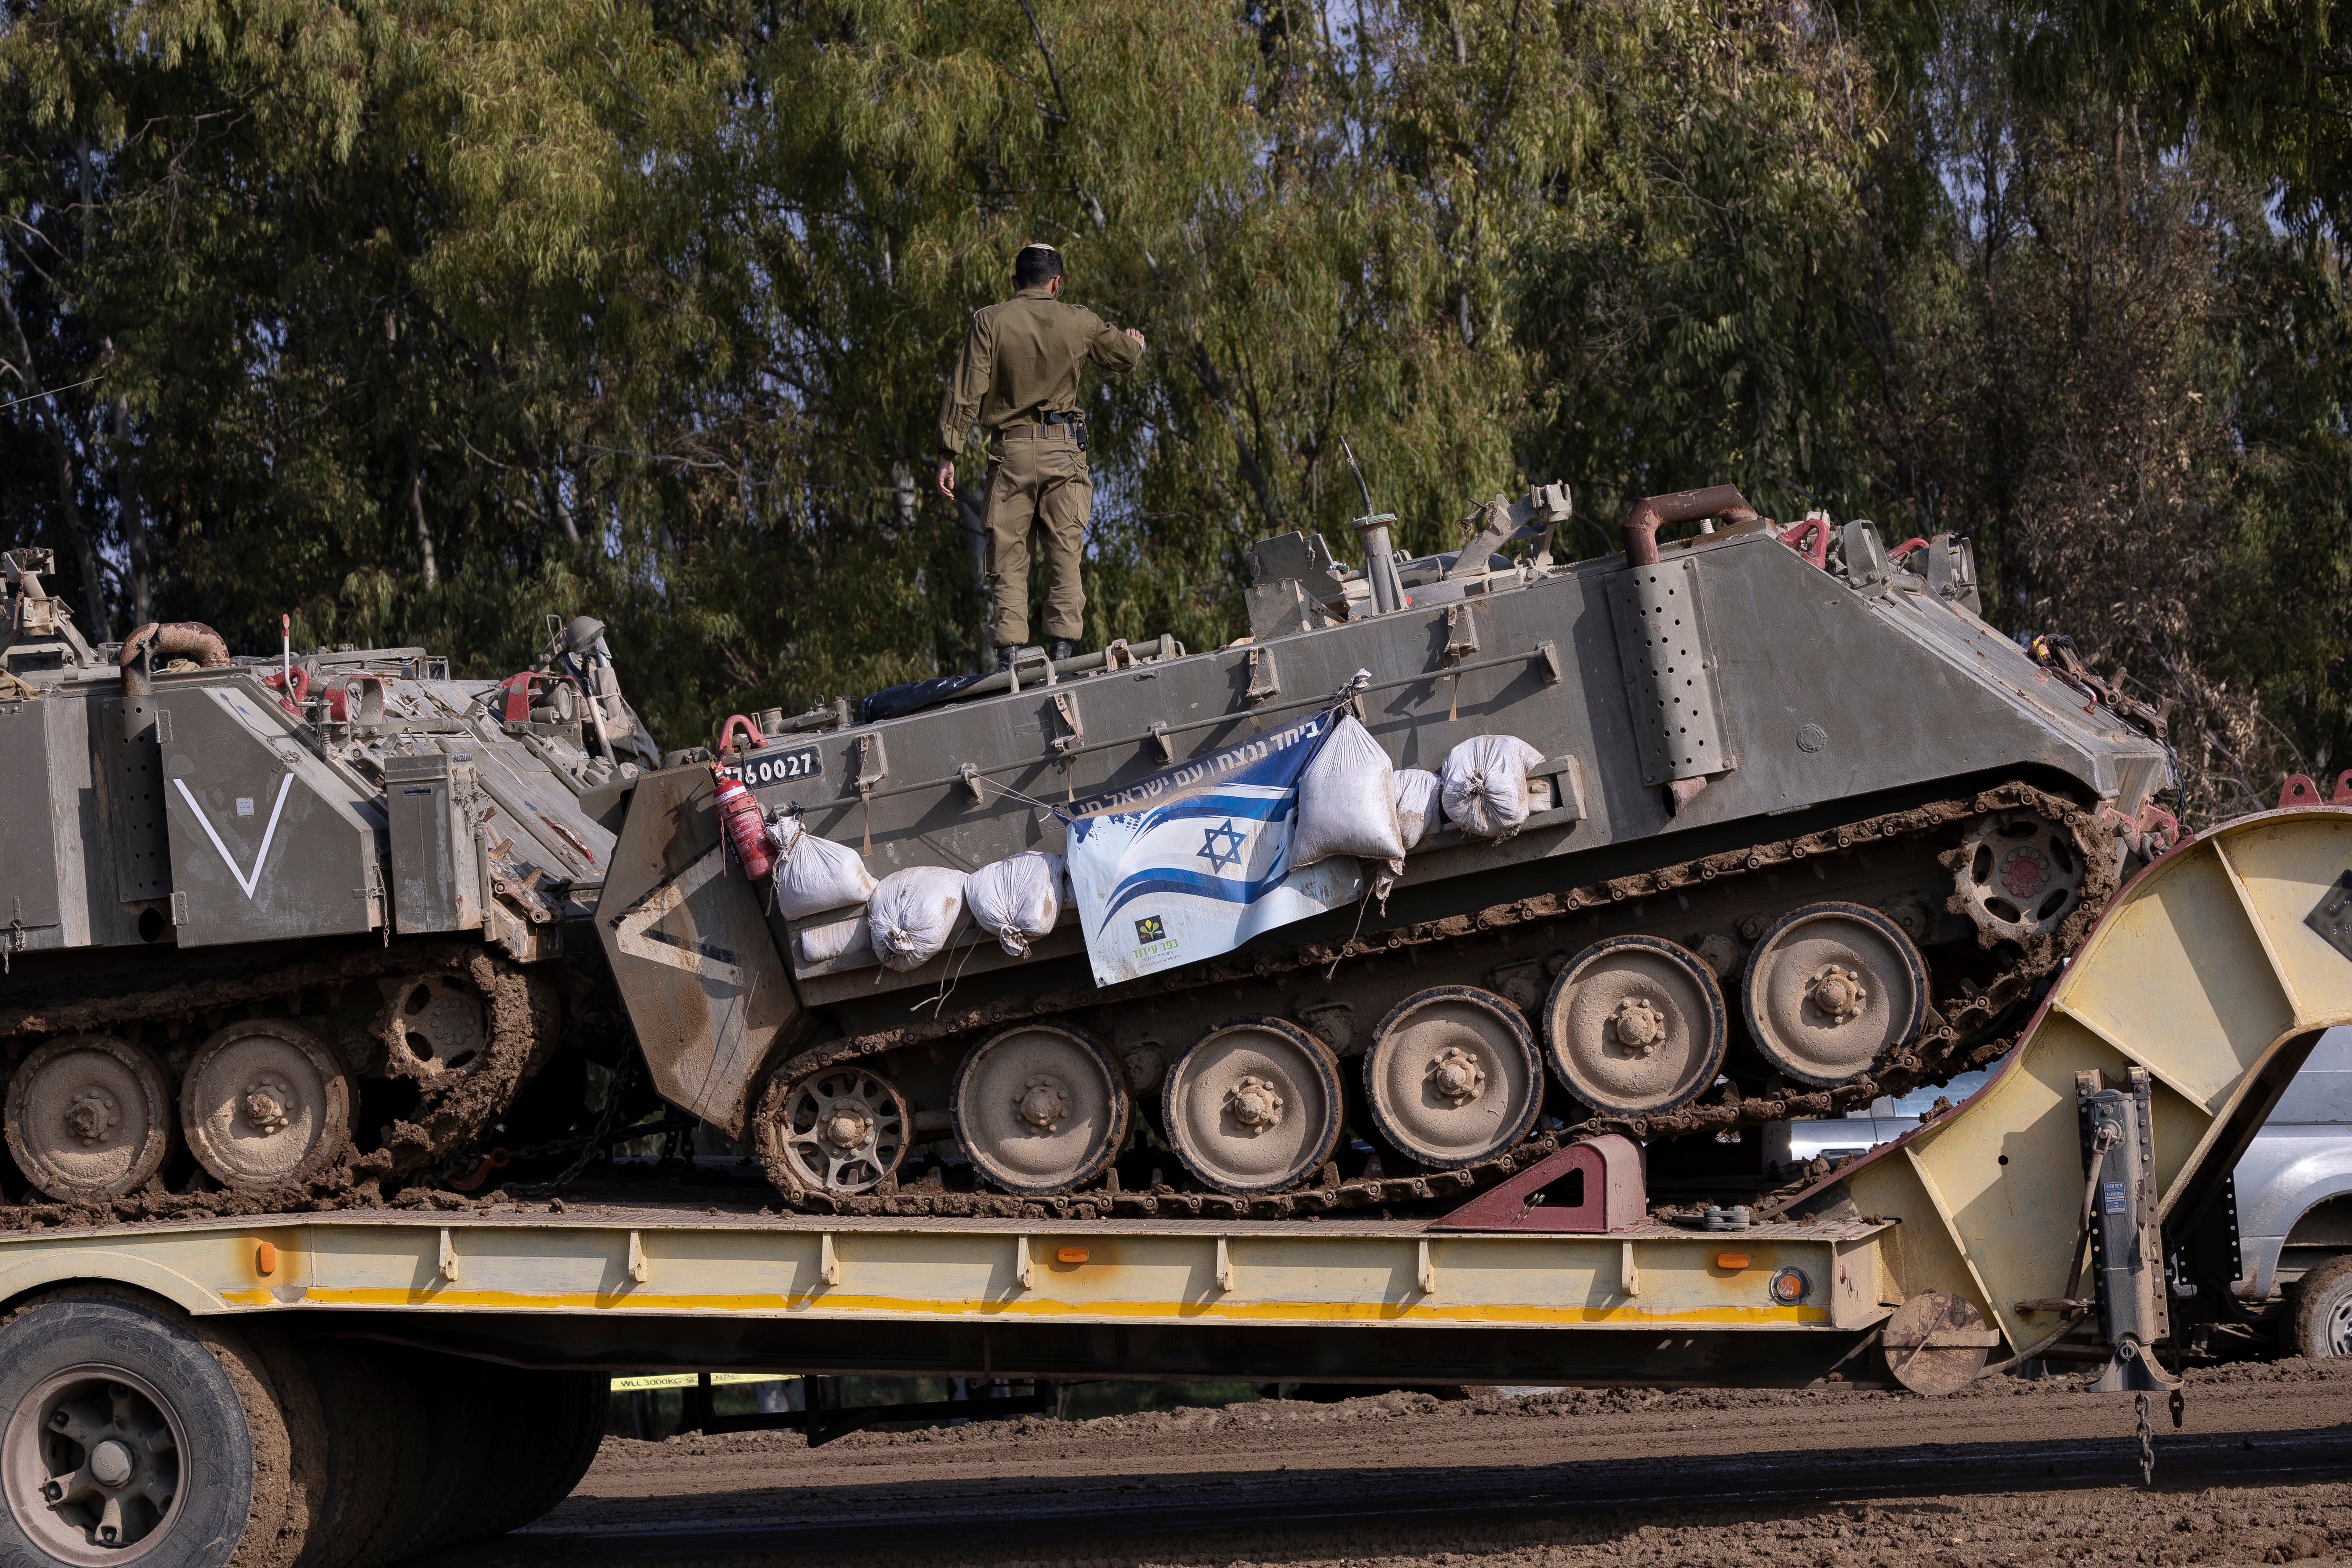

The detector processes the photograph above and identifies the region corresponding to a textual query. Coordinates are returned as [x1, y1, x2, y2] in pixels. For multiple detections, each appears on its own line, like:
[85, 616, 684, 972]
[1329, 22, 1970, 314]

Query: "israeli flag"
[1067, 709, 1363, 986]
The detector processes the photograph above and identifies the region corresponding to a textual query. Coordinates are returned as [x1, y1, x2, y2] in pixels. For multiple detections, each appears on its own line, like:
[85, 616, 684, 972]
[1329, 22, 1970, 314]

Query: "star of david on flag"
[1198, 821, 1247, 873]
[1065, 709, 1363, 985]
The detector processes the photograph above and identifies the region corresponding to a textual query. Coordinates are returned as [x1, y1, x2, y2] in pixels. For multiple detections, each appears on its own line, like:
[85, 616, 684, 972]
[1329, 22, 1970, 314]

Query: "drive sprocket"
[1951, 811, 2087, 946]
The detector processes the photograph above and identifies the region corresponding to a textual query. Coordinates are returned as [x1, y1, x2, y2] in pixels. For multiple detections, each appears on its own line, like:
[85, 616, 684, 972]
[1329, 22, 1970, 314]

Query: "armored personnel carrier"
[598, 483, 2178, 1219]
[0, 547, 658, 1206]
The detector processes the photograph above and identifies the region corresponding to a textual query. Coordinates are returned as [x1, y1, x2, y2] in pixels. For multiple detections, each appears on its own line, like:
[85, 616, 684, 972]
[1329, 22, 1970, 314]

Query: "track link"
[764, 781, 2124, 1222]
[0, 943, 560, 1224]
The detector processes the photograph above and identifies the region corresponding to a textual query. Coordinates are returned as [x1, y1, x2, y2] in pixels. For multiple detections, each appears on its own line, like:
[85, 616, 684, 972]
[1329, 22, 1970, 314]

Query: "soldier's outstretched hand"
[935, 457, 957, 499]
[1126, 327, 1146, 352]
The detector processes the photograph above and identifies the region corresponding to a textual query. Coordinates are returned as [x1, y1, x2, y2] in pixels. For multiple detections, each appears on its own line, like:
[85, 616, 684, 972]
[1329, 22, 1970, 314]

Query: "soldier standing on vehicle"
[935, 243, 1146, 668]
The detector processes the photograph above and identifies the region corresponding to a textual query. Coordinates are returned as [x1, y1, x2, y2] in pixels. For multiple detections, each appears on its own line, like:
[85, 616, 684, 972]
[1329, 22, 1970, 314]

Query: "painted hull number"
[734, 745, 822, 788]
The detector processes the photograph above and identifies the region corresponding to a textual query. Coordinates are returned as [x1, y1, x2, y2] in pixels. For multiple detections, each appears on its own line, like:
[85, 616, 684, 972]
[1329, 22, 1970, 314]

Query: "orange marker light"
[1055, 1247, 1090, 1265]
[256, 1242, 278, 1276]
[1715, 1251, 1750, 1271]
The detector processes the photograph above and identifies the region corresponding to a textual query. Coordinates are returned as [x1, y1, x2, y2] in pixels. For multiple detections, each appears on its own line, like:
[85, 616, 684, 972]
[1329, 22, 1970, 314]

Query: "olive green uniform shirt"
[935, 287, 1143, 456]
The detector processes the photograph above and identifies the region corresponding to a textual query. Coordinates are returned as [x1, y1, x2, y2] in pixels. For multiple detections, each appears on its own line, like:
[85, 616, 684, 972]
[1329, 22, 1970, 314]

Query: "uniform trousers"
[983, 426, 1089, 648]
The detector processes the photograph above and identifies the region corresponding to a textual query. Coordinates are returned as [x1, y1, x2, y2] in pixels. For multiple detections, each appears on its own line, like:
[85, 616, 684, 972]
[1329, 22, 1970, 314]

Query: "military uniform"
[937, 285, 1143, 650]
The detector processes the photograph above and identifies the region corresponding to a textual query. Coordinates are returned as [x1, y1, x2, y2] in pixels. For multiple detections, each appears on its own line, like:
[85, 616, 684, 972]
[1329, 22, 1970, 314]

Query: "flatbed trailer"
[0, 806, 2341, 1568]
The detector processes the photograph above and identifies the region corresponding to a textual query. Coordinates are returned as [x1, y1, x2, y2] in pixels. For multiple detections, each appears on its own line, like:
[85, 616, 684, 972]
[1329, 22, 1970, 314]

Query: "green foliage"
[1864, 0, 2352, 817]
[1, 0, 2347, 820]
[2039, 0, 2352, 238]
[1509, 2, 1885, 530]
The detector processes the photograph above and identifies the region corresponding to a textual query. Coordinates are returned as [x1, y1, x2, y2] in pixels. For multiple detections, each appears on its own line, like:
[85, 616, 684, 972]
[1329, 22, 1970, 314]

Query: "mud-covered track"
[760, 780, 2125, 1221]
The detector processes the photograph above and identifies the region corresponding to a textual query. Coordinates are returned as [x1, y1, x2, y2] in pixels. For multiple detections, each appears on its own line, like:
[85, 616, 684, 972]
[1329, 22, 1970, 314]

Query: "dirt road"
[442, 1362, 2352, 1567]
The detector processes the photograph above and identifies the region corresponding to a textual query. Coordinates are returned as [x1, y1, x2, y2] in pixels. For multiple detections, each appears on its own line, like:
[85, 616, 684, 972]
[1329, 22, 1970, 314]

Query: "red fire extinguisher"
[713, 768, 773, 880]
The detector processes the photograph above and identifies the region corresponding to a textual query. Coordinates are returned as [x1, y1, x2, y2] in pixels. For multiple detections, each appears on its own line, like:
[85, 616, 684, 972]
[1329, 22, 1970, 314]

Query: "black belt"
[997, 412, 1086, 450]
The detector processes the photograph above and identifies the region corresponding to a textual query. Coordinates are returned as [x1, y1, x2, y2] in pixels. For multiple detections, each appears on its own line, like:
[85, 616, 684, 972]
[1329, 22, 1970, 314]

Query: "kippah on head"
[1013, 243, 1065, 290]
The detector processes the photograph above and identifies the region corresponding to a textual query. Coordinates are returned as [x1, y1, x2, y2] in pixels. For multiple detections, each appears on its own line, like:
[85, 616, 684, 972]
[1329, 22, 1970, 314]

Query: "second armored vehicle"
[0, 548, 658, 1209]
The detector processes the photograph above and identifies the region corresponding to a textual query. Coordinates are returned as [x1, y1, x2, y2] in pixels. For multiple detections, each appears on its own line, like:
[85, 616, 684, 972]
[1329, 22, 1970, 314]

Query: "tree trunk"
[545, 458, 581, 549]
[1192, 344, 1281, 525]
[113, 397, 152, 629]
[409, 465, 439, 590]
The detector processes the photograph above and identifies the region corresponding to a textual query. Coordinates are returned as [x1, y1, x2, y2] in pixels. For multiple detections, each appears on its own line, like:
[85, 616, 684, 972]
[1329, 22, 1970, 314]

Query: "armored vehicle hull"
[0, 549, 657, 1211]
[598, 487, 2176, 1219]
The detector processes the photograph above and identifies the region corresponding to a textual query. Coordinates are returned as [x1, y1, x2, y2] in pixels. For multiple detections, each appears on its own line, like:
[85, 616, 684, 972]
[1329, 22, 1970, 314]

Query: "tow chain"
[496, 1053, 650, 1198]
[2137, 1392, 2156, 1485]
[771, 779, 2126, 1221]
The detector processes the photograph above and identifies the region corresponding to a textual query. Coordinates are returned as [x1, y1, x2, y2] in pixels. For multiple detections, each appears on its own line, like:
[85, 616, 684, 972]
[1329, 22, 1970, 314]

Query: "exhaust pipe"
[120, 621, 230, 744]
[1621, 486, 1760, 568]
[1350, 515, 1407, 615]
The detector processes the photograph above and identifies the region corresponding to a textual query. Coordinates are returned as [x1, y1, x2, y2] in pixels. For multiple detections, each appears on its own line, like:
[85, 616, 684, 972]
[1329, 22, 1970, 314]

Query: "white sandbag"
[867, 866, 968, 971]
[766, 817, 876, 920]
[798, 912, 871, 965]
[966, 851, 1063, 957]
[1441, 735, 1548, 840]
[1291, 715, 1407, 871]
[1391, 768, 1442, 850]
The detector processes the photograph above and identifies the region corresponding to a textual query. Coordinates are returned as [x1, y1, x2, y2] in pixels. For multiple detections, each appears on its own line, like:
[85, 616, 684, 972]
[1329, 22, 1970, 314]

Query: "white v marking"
[172, 774, 294, 900]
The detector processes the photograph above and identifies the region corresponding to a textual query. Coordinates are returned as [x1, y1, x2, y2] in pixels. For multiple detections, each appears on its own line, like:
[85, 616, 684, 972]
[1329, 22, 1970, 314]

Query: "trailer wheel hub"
[86, 1441, 133, 1490]
[12, 1365, 186, 1553]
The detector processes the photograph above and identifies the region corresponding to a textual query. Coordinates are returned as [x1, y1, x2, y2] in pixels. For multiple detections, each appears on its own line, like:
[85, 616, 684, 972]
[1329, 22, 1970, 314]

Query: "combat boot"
[996, 646, 1015, 673]
[1048, 638, 1078, 663]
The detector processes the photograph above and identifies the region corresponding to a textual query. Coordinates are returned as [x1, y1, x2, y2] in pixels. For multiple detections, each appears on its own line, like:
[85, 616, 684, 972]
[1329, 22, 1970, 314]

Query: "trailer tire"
[2288, 1253, 2352, 1359]
[465, 1371, 609, 1538]
[0, 1293, 291, 1568]
[239, 1336, 328, 1568]
[290, 1342, 421, 1568]
[366, 1348, 509, 1561]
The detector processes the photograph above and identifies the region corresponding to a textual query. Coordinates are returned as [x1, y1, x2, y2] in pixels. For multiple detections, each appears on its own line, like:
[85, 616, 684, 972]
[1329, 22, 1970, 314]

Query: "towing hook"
[446, 1148, 511, 1192]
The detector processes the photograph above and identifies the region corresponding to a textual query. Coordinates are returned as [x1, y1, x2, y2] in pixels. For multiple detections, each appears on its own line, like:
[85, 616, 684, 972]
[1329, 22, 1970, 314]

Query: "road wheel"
[1362, 987, 1543, 1170]
[5, 1037, 175, 1200]
[953, 1024, 1131, 1196]
[179, 1023, 352, 1192]
[1540, 936, 1726, 1116]
[1162, 1019, 1344, 1195]
[2289, 1254, 2352, 1359]
[1740, 902, 1927, 1087]
[0, 1293, 291, 1568]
